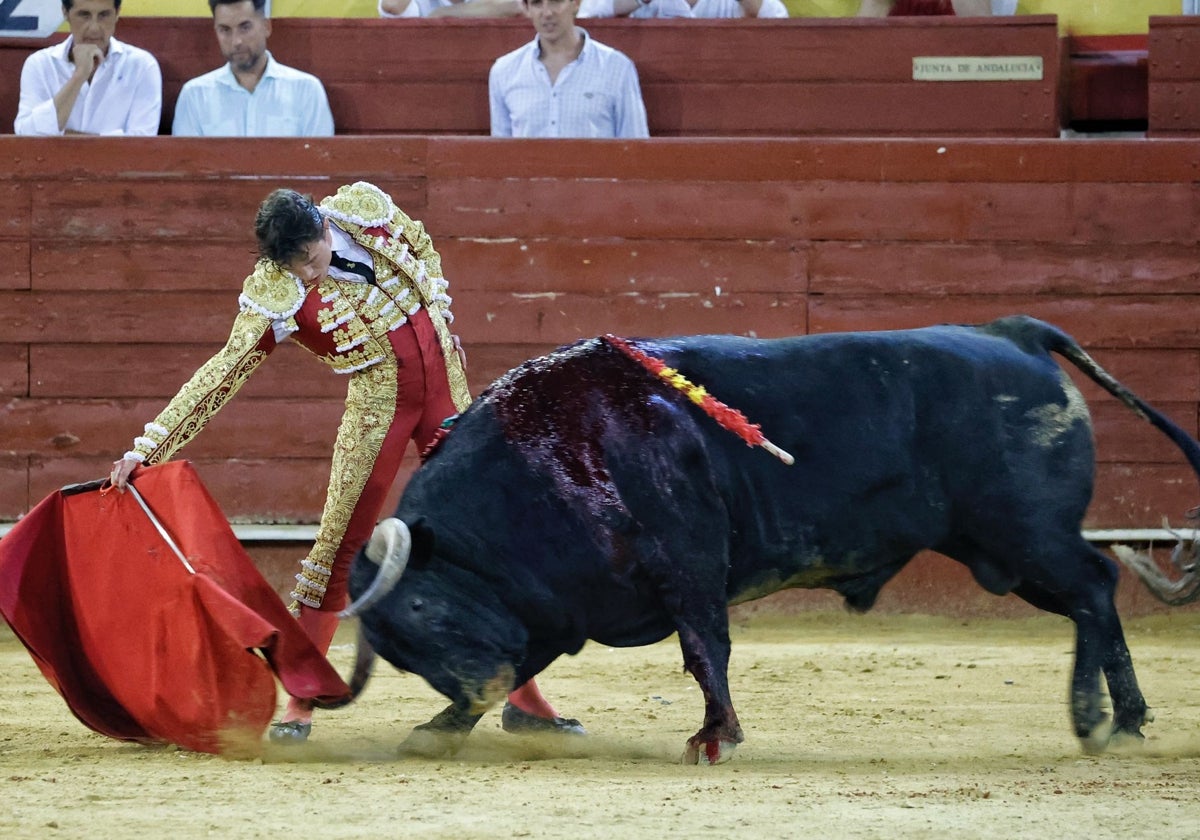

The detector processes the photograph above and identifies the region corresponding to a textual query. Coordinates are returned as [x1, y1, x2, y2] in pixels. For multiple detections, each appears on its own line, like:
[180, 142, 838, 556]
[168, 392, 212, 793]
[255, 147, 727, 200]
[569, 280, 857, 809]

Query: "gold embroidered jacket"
[126, 181, 470, 468]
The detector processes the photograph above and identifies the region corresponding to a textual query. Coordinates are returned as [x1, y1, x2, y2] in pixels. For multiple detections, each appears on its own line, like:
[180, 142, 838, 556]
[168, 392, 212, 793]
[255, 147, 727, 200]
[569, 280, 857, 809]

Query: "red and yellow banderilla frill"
[602, 335, 794, 466]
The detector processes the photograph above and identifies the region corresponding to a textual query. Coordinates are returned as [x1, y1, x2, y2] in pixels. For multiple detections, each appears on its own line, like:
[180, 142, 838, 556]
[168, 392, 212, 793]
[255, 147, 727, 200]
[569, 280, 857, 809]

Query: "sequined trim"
[290, 360, 398, 609]
[133, 309, 273, 464]
[239, 261, 307, 320]
[320, 182, 395, 229]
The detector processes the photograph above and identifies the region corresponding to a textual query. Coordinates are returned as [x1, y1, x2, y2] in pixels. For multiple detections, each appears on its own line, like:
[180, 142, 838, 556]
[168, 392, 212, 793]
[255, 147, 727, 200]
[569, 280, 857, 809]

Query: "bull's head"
[342, 517, 528, 715]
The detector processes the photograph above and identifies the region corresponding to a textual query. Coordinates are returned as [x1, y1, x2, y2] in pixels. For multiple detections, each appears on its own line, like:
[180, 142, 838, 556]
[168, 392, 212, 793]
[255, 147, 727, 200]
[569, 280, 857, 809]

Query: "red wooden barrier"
[3, 134, 1200, 545]
[1149, 16, 1200, 136]
[3, 16, 1062, 137]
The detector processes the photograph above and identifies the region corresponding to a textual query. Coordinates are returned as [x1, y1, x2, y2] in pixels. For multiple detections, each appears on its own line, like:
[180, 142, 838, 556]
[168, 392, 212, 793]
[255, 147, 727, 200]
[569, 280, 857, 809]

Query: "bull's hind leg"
[1013, 539, 1150, 753]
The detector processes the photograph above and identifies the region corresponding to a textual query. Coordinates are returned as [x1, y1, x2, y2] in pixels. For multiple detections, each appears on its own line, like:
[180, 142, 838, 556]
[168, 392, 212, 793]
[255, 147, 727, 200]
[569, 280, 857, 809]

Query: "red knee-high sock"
[507, 677, 559, 719]
[281, 607, 341, 723]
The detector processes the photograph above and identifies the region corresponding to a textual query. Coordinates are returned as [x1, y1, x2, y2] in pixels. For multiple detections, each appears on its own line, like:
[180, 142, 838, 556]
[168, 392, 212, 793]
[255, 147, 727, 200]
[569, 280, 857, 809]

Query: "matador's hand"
[109, 457, 139, 492]
[452, 334, 467, 370]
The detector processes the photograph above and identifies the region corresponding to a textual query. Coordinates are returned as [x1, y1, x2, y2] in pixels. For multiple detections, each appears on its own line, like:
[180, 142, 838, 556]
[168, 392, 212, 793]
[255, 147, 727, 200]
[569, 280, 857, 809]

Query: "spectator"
[578, 0, 693, 17]
[379, 0, 522, 16]
[490, 0, 650, 138]
[172, 0, 333, 137]
[381, 0, 691, 16]
[856, 0, 993, 14]
[688, 0, 788, 18]
[14, 0, 161, 136]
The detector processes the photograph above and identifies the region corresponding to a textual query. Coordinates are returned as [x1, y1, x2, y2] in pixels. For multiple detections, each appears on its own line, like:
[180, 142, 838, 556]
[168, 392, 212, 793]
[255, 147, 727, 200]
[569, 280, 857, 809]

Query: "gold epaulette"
[238, 259, 307, 320]
[320, 181, 398, 237]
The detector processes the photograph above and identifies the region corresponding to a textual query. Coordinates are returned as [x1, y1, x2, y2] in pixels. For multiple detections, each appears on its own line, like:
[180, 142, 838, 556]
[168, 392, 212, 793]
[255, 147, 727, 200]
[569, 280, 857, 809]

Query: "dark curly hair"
[254, 189, 325, 266]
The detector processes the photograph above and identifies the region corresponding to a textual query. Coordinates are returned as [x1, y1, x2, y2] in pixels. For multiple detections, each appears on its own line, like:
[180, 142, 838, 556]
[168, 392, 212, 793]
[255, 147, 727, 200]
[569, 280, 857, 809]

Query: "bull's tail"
[312, 623, 377, 710]
[997, 315, 1200, 604]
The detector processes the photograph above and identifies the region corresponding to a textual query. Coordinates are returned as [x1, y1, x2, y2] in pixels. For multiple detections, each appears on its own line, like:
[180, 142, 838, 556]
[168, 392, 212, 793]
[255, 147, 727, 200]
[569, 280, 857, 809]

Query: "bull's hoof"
[1080, 719, 1113, 755]
[397, 727, 468, 759]
[681, 738, 738, 766]
[500, 702, 587, 737]
[396, 703, 482, 758]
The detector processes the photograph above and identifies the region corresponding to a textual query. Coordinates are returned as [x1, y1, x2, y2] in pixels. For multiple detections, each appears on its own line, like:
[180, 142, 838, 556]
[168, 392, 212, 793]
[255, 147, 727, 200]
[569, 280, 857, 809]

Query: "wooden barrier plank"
[431, 178, 1082, 243]
[30, 178, 425, 241]
[0, 344, 28, 398]
[1149, 17, 1200, 135]
[29, 341, 552, 401]
[5, 289, 807, 344]
[808, 295, 1200, 350]
[1066, 349, 1200, 405]
[0, 183, 29, 239]
[1147, 17, 1200, 80]
[1, 137, 431, 181]
[1090, 402, 1199, 463]
[1089, 463, 1200, 528]
[3, 397, 344, 458]
[810, 242, 1200, 296]
[0, 240, 28, 290]
[0, 456, 29, 515]
[657, 82, 1055, 137]
[428, 178, 802, 241]
[322, 82, 488, 135]
[442, 238, 802, 295]
[1149, 81, 1200, 133]
[22, 455, 351, 523]
[33, 241, 251, 291]
[428, 136, 1200, 184]
[30, 343, 338, 399]
[433, 177, 1198, 245]
[451, 291, 809, 345]
[14, 289, 1200, 352]
[1, 291, 237, 343]
[10, 439, 1199, 531]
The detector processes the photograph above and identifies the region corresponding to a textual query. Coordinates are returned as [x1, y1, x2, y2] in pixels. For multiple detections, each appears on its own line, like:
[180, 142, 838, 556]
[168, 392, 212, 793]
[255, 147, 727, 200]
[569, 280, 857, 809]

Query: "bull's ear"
[406, 516, 436, 569]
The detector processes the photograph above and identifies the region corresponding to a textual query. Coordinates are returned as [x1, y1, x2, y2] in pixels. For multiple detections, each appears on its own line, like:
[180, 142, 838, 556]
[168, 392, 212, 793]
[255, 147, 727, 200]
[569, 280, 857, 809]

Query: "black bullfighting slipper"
[268, 720, 312, 744]
[500, 702, 587, 736]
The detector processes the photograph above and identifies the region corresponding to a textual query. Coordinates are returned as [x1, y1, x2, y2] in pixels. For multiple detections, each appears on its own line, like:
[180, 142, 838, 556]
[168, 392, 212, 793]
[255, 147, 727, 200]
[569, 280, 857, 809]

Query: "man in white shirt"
[489, 0, 650, 138]
[577, 0, 693, 17]
[172, 0, 334, 137]
[379, 0, 522, 16]
[689, 0, 788, 17]
[15, 0, 162, 136]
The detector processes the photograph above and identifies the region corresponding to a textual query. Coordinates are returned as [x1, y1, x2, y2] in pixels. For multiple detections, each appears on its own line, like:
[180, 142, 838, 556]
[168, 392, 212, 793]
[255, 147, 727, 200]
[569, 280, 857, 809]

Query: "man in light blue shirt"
[489, 0, 649, 138]
[172, 0, 334, 137]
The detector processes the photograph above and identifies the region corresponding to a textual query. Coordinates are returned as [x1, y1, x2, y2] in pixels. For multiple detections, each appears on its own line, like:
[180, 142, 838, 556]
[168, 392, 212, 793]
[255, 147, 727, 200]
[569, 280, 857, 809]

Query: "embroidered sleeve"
[126, 308, 277, 465]
[392, 208, 453, 322]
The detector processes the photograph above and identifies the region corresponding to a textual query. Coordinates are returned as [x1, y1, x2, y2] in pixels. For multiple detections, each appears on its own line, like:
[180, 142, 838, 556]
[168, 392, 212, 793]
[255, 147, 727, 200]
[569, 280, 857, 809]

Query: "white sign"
[0, 0, 64, 39]
[913, 56, 1044, 82]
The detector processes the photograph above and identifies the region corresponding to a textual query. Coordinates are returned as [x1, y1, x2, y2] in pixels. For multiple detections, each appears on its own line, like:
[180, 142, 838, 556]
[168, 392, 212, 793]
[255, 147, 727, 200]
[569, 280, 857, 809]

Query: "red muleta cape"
[0, 461, 350, 754]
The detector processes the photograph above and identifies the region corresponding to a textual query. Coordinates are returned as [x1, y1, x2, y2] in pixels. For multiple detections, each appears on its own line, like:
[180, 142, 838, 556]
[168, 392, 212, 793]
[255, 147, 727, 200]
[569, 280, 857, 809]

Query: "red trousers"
[318, 307, 456, 612]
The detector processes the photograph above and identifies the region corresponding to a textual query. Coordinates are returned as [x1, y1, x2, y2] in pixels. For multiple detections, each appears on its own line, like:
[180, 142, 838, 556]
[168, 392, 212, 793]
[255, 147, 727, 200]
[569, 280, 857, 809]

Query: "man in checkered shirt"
[488, 0, 650, 138]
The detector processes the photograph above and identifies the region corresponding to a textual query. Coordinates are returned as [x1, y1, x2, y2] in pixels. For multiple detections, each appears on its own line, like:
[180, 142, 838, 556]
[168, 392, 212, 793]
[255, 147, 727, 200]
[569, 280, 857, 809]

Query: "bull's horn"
[339, 518, 412, 618]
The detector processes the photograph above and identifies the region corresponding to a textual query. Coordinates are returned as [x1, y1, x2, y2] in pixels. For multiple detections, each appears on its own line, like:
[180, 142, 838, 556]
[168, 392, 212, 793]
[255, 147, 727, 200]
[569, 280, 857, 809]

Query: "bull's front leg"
[677, 623, 743, 765]
[397, 703, 484, 758]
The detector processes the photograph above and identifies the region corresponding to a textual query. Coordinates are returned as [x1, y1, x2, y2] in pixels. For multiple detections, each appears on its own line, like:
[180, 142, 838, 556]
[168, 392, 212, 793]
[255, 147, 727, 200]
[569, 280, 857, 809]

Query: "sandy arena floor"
[2, 609, 1199, 839]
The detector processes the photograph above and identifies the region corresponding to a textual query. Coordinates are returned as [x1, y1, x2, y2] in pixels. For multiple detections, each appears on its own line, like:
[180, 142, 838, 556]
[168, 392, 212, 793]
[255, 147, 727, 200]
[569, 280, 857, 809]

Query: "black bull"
[321, 316, 1200, 764]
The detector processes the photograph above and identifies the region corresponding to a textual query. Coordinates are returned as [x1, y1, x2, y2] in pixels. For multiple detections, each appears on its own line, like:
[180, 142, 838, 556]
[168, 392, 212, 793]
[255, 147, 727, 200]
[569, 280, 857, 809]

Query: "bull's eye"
[410, 598, 424, 613]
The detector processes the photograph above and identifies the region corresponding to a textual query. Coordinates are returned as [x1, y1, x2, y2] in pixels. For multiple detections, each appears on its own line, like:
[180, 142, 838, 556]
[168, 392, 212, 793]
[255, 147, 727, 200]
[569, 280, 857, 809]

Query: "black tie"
[329, 251, 376, 284]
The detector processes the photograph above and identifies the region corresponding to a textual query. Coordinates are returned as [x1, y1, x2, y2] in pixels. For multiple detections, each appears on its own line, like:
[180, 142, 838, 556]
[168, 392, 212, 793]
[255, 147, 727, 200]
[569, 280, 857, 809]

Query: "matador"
[112, 181, 583, 742]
